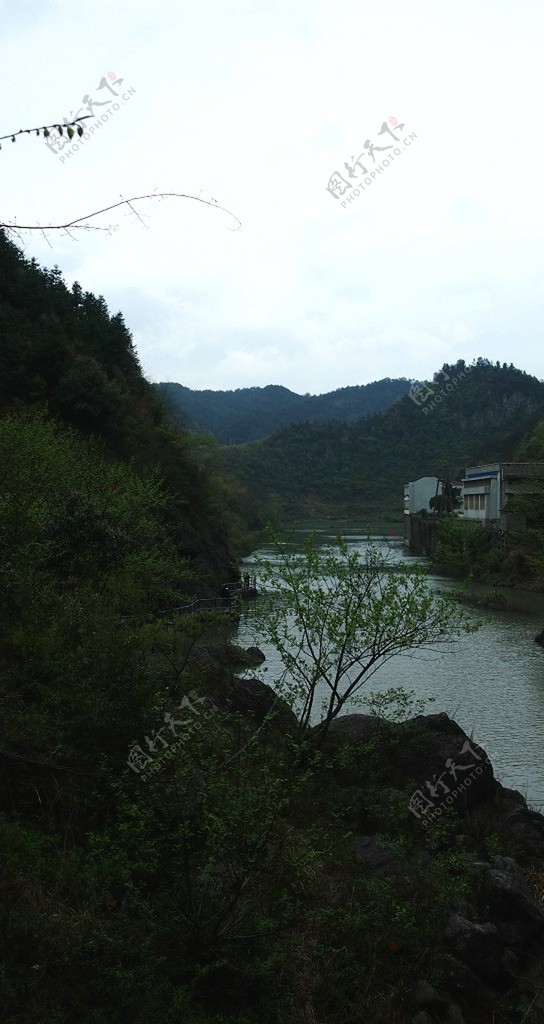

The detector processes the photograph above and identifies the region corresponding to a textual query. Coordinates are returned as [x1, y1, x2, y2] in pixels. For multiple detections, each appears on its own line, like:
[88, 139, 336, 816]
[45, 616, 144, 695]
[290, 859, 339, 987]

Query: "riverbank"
[453, 583, 544, 617]
[188, 645, 544, 1024]
[428, 517, 544, 595]
[239, 525, 544, 809]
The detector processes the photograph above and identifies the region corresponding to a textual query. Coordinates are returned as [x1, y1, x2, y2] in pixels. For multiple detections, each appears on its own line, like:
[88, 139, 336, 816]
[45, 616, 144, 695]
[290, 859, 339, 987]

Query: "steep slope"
[156, 377, 412, 443]
[0, 229, 235, 586]
[222, 359, 544, 515]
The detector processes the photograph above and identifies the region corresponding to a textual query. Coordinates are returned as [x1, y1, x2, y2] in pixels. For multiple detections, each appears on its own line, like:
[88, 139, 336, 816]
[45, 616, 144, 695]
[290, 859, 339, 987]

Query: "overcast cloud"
[2, 0, 543, 393]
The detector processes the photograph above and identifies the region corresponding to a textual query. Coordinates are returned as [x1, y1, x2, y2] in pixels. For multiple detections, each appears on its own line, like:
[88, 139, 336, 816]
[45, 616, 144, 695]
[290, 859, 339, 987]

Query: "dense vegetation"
[223, 359, 544, 516]
[434, 415, 544, 590]
[0, 228, 264, 571]
[2, 233, 543, 1022]
[157, 377, 411, 443]
[0, 408, 532, 1023]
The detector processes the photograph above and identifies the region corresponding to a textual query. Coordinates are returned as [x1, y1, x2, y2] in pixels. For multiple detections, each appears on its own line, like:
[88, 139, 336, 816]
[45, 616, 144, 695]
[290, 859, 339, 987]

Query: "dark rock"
[411, 982, 468, 1024]
[480, 856, 544, 944]
[209, 642, 254, 667]
[412, 712, 464, 737]
[500, 947, 519, 978]
[243, 646, 266, 666]
[211, 643, 266, 669]
[469, 793, 544, 864]
[442, 1005, 468, 1024]
[207, 671, 297, 740]
[518, 946, 544, 1012]
[322, 713, 384, 746]
[393, 714, 495, 812]
[181, 641, 264, 694]
[189, 646, 234, 690]
[432, 952, 490, 1003]
[323, 711, 544, 1024]
[412, 979, 449, 1007]
[502, 787, 527, 805]
[501, 803, 544, 862]
[443, 913, 503, 982]
[453, 834, 478, 856]
[230, 677, 297, 734]
[351, 835, 416, 892]
[322, 712, 496, 817]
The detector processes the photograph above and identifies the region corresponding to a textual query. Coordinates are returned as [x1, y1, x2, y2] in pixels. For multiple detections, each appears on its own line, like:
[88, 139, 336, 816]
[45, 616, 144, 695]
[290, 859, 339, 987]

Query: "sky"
[2, 0, 544, 395]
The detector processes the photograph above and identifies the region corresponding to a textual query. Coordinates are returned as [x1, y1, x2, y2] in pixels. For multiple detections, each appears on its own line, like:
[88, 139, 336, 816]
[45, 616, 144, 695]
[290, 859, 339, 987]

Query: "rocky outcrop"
[351, 835, 419, 893]
[229, 676, 297, 736]
[322, 711, 544, 1024]
[479, 856, 544, 944]
[197, 644, 297, 738]
[443, 913, 502, 982]
[182, 682, 544, 1021]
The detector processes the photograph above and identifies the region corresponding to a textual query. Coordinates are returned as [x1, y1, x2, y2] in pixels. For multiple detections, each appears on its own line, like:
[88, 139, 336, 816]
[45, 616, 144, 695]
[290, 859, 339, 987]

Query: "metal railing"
[161, 575, 257, 618]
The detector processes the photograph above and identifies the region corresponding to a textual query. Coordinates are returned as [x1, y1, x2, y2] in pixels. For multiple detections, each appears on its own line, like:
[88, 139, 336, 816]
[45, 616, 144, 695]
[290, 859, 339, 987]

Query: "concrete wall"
[462, 465, 500, 521]
[404, 476, 440, 515]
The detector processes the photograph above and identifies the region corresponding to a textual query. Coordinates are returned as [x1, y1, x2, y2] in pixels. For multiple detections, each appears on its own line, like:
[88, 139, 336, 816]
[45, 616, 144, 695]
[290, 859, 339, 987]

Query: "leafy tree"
[0, 409, 191, 769]
[516, 417, 544, 461]
[247, 532, 478, 743]
[505, 476, 544, 528]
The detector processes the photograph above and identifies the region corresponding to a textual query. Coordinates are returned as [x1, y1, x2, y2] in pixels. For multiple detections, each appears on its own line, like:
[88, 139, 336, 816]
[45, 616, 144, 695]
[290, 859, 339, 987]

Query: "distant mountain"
[222, 359, 544, 516]
[155, 378, 412, 443]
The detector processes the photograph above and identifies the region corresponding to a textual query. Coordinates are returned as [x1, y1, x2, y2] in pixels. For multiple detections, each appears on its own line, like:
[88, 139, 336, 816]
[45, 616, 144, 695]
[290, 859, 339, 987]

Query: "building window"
[464, 493, 487, 511]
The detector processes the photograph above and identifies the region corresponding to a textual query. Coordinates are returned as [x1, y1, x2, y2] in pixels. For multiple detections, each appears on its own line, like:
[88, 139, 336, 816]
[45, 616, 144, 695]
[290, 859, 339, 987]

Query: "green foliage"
[435, 517, 501, 573]
[0, 228, 246, 573]
[0, 115, 88, 149]
[223, 358, 544, 515]
[246, 530, 478, 741]
[436, 514, 544, 589]
[157, 378, 412, 444]
[516, 417, 544, 460]
[505, 475, 544, 527]
[0, 228, 522, 1024]
[360, 685, 432, 721]
[0, 411, 484, 1023]
[0, 410, 194, 770]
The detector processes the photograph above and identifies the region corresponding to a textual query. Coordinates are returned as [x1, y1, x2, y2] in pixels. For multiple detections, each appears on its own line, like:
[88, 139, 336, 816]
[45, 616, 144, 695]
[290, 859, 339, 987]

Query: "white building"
[404, 477, 440, 515]
[462, 462, 544, 526]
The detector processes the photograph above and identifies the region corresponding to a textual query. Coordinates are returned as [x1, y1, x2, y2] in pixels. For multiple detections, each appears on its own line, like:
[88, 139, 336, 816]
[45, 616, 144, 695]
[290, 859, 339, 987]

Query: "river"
[237, 521, 544, 811]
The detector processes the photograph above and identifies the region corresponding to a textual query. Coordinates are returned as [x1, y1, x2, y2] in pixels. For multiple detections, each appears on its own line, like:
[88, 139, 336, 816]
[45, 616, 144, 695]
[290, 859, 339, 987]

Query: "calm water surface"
[237, 521, 544, 811]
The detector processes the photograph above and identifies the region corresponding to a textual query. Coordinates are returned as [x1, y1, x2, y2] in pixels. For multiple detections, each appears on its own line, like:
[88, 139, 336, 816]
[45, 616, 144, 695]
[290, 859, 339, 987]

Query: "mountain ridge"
[156, 377, 412, 443]
[221, 358, 544, 515]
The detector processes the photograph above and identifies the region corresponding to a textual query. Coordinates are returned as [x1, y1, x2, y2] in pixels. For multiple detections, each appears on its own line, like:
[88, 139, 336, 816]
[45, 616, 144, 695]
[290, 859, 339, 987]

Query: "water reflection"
[238, 522, 544, 810]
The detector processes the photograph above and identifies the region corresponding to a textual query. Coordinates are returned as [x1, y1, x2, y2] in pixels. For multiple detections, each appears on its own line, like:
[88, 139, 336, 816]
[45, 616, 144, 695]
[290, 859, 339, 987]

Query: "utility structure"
[429, 471, 462, 515]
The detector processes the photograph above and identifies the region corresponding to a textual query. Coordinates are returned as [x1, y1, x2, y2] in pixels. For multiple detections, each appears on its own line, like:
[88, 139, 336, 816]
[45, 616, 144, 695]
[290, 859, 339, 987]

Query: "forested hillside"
[223, 359, 544, 515]
[0, 228, 243, 583]
[3, 232, 544, 1023]
[157, 377, 411, 443]
[0, 230, 264, 1021]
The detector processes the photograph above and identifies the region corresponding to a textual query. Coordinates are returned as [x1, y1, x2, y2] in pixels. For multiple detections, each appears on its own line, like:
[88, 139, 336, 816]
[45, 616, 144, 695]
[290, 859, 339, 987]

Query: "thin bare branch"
[0, 192, 242, 235]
